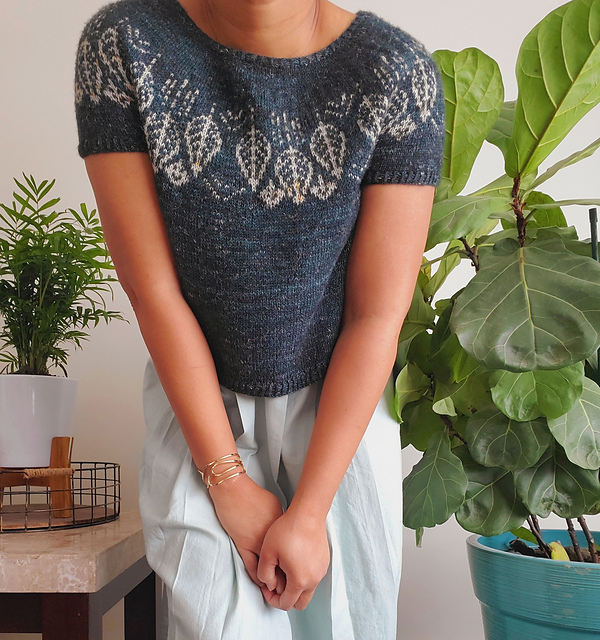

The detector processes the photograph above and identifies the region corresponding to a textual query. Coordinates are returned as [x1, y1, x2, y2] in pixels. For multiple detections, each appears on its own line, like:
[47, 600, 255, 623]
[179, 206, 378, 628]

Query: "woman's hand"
[209, 473, 285, 590]
[257, 507, 330, 611]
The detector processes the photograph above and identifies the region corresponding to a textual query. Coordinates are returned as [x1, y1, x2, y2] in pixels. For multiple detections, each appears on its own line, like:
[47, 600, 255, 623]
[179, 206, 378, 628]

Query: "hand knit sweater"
[74, 0, 445, 397]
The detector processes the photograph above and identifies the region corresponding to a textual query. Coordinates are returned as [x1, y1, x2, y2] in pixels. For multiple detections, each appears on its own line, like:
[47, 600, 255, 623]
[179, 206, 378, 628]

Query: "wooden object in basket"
[0, 436, 74, 518]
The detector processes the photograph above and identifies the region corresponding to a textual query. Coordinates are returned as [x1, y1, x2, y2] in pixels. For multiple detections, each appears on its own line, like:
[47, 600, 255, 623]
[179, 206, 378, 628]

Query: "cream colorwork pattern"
[74, 10, 440, 206]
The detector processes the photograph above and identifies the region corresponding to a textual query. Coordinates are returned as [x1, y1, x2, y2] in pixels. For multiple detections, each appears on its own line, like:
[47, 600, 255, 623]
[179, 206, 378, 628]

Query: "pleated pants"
[138, 355, 403, 640]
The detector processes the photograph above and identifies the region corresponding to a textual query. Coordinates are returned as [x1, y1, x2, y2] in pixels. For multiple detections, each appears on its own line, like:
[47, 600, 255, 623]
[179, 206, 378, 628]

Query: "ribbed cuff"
[78, 137, 149, 158]
[361, 166, 441, 187]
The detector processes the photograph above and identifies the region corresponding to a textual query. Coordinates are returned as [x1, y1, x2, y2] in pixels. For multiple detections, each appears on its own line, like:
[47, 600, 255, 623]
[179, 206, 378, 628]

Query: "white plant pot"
[0, 374, 78, 468]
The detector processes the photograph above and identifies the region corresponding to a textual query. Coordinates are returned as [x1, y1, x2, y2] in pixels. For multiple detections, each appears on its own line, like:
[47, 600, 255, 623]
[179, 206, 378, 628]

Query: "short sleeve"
[360, 50, 445, 187]
[74, 8, 149, 158]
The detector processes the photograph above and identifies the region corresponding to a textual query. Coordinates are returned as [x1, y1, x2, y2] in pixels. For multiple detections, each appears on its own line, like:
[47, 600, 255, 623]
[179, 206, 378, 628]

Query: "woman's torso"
[75, 0, 440, 396]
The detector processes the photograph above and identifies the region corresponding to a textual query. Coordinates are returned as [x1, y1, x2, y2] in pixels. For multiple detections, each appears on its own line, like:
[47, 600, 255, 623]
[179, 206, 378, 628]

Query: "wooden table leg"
[125, 570, 156, 640]
[0, 558, 154, 639]
[42, 593, 102, 640]
[0, 593, 42, 632]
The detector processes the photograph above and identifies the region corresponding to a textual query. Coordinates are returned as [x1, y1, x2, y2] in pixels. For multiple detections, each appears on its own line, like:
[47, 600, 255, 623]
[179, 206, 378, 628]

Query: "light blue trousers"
[138, 356, 403, 640]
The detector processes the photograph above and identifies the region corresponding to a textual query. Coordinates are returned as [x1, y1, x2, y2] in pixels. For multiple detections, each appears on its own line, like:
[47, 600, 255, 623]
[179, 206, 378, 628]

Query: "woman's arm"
[257, 182, 436, 611]
[83, 152, 284, 587]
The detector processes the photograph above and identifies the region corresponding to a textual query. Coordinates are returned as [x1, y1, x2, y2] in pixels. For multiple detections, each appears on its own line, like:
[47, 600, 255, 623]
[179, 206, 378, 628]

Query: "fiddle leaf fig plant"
[399, 0, 600, 562]
[0, 173, 127, 376]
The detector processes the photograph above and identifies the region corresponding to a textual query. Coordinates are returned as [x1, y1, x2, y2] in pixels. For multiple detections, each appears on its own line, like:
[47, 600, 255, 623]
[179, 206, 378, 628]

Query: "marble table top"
[0, 509, 146, 593]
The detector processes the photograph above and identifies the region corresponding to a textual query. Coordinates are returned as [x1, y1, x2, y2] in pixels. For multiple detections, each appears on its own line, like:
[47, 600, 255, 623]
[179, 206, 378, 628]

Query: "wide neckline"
[164, 0, 370, 67]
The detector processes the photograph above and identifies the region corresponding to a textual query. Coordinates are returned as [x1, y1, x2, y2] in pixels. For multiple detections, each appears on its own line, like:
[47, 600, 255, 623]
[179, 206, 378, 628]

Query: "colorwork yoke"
[74, 0, 445, 397]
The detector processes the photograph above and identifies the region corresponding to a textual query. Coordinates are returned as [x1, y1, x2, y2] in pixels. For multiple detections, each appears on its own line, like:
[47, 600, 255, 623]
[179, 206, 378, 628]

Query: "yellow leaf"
[549, 541, 569, 561]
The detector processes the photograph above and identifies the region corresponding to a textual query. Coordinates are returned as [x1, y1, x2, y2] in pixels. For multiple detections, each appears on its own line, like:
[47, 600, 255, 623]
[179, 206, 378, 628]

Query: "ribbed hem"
[78, 137, 149, 158]
[218, 361, 330, 397]
[361, 167, 441, 187]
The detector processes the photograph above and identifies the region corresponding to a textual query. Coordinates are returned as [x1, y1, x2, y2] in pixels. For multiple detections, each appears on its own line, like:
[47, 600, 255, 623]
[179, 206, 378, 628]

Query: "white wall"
[1, 1, 599, 639]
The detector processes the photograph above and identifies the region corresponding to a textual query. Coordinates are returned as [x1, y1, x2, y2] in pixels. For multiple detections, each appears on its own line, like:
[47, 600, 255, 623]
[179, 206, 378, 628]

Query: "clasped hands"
[209, 472, 330, 611]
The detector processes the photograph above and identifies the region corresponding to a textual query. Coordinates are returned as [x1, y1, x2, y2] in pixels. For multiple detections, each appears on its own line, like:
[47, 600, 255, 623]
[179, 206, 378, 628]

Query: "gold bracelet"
[197, 452, 246, 488]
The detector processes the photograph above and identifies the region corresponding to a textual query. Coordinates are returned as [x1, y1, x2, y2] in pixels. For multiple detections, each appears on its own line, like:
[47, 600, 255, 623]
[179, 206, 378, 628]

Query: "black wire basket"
[0, 461, 120, 533]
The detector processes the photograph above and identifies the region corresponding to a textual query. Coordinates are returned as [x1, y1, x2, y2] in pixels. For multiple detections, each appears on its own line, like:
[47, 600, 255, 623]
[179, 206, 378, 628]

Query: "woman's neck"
[176, 0, 355, 58]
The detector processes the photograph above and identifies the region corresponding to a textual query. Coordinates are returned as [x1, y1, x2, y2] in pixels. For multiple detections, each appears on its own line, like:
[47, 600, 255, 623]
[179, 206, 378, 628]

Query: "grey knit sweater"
[74, 0, 445, 397]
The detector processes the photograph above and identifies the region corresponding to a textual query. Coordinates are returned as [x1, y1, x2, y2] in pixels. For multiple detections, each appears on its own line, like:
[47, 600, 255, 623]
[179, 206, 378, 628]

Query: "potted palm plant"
[0, 174, 126, 467]
[398, 0, 600, 637]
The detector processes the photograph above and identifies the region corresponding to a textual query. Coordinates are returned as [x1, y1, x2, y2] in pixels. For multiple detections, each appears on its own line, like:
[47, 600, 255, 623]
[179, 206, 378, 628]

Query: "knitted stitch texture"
[74, 0, 446, 397]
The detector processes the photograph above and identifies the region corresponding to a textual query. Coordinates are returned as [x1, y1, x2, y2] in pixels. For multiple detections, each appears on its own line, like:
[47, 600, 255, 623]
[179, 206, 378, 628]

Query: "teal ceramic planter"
[467, 530, 600, 639]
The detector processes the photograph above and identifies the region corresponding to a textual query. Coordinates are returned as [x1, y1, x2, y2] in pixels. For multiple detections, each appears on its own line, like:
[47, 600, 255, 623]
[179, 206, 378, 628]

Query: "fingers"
[275, 565, 286, 595]
[278, 581, 304, 611]
[260, 583, 279, 606]
[260, 584, 301, 611]
[256, 550, 278, 592]
[237, 547, 286, 597]
[238, 548, 262, 588]
[260, 578, 316, 611]
[293, 588, 316, 611]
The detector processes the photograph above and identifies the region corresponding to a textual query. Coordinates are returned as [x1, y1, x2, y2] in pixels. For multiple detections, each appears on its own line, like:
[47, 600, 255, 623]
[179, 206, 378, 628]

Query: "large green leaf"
[465, 406, 553, 470]
[422, 241, 462, 298]
[396, 333, 416, 371]
[453, 445, 529, 536]
[432, 372, 492, 418]
[397, 283, 435, 370]
[547, 376, 600, 469]
[398, 282, 435, 344]
[430, 297, 454, 352]
[489, 361, 585, 421]
[486, 101, 515, 158]
[433, 48, 504, 195]
[400, 397, 446, 451]
[527, 136, 600, 192]
[472, 235, 521, 267]
[406, 330, 433, 376]
[430, 297, 488, 386]
[431, 331, 480, 385]
[474, 230, 522, 257]
[506, 0, 600, 177]
[395, 363, 431, 422]
[522, 192, 567, 228]
[533, 226, 579, 242]
[559, 236, 600, 260]
[426, 196, 512, 251]
[586, 499, 600, 515]
[513, 440, 600, 517]
[433, 177, 454, 204]
[523, 198, 600, 210]
[449, 373, 493, 416]
[403, 430, 469, 529]
[450, 236, 600, 370]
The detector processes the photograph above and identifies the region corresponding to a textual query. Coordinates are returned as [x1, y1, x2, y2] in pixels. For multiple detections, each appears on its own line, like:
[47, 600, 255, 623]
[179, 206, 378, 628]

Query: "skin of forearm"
[130, 289, 238, 470]
[287, 314, 404, 521]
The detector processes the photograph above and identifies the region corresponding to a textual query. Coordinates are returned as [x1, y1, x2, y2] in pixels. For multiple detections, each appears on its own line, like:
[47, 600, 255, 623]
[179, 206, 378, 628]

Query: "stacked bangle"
[198, 452, 246, 488]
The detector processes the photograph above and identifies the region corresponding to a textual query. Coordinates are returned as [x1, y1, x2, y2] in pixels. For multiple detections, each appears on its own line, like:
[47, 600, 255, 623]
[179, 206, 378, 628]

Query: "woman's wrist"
[198, 452, 246, 488]
[207, 470, 253, 502]
[286, 488, 331, 523]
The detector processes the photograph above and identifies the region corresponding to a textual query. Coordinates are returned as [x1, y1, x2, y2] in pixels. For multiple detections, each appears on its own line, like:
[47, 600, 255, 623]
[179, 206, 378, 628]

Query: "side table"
[0, 509, 156, 640]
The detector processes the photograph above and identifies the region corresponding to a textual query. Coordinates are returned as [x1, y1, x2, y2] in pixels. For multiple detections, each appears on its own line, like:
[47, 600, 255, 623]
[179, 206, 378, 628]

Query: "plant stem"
[459, 237, 479, 271]
[511, 176, 527, 246]
[440, 414, 467, 444]
[589, 208, 600, 387]
[448, 427, 467, 445]
[527, 515, 551, 558]
[577, 516, 599, 563]
[421, 246, 464, 268]
[566, 518, 585, 562]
